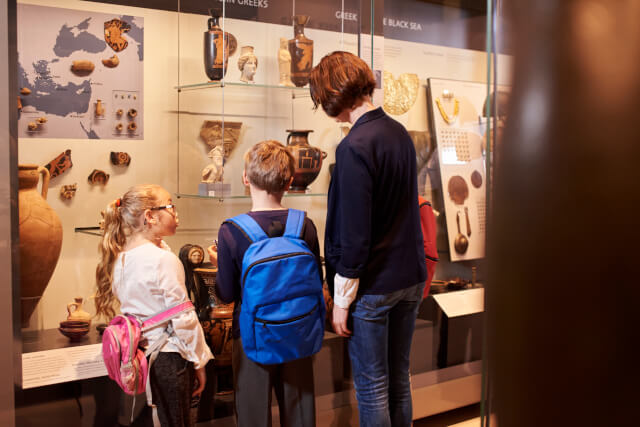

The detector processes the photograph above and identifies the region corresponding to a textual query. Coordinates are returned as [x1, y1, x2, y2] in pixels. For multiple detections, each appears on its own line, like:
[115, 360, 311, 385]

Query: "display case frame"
[3, 0, 501, 425]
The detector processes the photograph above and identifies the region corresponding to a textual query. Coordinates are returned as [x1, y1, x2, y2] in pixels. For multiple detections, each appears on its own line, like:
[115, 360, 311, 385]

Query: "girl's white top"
[112, 242, 213, 369]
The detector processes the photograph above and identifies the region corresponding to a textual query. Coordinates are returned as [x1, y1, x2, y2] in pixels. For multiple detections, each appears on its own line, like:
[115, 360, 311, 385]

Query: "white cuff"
[333, 273, 359, 309]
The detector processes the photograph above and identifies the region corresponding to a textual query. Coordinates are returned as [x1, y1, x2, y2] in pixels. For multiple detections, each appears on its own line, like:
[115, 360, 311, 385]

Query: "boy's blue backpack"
[226, 209, 325, 365]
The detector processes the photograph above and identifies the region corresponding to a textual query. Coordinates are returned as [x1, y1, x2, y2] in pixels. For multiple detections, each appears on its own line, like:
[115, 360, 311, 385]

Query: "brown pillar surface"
[0, 0, 19, 425]
[488, 1, 640, 426]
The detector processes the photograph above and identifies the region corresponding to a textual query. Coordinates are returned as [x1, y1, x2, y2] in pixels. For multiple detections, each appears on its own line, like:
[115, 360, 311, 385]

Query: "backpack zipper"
[241, 252, 313, 286]
[255, 302, 318, 325]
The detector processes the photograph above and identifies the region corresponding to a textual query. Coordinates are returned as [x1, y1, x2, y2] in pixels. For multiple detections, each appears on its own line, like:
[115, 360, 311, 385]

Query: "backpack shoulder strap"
[140, 300, 194, 332]
[283, 209, 305, 238]
[225, 213, 268, 243]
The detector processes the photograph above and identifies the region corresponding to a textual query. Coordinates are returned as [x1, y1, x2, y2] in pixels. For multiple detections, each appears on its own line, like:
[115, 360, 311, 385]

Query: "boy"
[210, 140, 322, 427]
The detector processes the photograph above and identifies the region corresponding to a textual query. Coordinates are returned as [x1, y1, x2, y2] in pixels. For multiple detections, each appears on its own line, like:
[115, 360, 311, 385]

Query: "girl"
[95, 184, 213, 427]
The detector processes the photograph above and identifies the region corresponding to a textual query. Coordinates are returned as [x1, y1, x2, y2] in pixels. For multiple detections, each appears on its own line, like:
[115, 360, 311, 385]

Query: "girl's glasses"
[150, 204, 176, 214]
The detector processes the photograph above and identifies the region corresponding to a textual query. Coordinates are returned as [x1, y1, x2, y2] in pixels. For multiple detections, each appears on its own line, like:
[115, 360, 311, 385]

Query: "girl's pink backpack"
[101, 301, 195, 398]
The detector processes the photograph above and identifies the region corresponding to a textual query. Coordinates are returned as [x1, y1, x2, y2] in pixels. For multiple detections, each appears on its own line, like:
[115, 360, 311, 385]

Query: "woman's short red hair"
[309, 51, 376, 117]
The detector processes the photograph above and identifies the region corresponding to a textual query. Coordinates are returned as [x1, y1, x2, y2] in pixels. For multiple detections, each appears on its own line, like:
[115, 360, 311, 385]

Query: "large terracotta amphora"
[286, 129, 327, 192]
[19, 164, 63, 327]
[288, 15, 313, 87]
[203, 8, 229, 81]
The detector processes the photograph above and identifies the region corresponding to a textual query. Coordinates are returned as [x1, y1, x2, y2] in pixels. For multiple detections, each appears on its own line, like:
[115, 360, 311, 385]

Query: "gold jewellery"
[435, 94, 460, 124]
[383, 71, 419, 115]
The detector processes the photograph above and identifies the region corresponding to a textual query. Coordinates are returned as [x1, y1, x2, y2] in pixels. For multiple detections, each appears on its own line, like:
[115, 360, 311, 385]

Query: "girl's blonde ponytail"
[94, 184, 162, 319]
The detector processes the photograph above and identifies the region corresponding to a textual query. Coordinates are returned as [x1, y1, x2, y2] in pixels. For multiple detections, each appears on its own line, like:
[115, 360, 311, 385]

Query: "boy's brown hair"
[309, 51, 376, 117]
[244, 140, 295, 194]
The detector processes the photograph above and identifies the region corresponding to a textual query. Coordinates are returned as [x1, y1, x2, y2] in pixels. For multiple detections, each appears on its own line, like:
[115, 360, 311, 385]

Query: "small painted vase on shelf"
[19, 164, 63, 328]
[237, 46, 258, 83]
[203, 8, 229, 81]
[67, 297, 92, 324]
[288, 15, 313, 87]
[285, 129, 327, 192]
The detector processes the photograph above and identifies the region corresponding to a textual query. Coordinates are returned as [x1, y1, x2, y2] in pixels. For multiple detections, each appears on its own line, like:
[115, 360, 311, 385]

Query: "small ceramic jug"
[67, 297, 92, 323]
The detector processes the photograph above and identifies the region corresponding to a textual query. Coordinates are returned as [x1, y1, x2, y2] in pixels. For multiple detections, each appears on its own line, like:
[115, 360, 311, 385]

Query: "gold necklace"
[435, 97, 460, 124]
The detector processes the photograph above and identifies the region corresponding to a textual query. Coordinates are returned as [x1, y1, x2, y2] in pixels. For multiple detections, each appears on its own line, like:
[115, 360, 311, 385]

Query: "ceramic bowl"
[60, 320, 90, 329]
[58, 326, 89, 341]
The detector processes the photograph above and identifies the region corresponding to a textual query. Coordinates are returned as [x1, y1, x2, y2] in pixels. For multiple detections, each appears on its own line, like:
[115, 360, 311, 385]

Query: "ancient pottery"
[194, 267, 234, 366]
[104, 19, 130, 52]
[59, 183, 77, 200]
[88, 169, 109, 185]
[59, 320, 90, 341]
[288, 15, 313, 87]
[44, 149, 72, 179]
[70, 60, 95, 75]
[95, 99, 105, 117]
[285, 129, 327, 192]
[203, 9, 229, 81]
[19, 165, 63, 327]
[110, 151, 131, 166]
[67, 297, 92, 323]
[102, 54, 119, 68]
[237, 46, 258, 83]
[199, 120, 242, 160]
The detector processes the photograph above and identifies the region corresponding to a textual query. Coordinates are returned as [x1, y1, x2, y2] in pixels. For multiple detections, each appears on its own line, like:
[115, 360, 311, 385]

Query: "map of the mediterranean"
[18, 4, 143, 139]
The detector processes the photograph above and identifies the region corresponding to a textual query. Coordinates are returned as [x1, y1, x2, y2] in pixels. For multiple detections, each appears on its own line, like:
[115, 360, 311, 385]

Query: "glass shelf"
[175, 80, 311, 93]
[175, 192, 328, 200]
[74, 226, 220, 236]
[74, 227, 102, 236]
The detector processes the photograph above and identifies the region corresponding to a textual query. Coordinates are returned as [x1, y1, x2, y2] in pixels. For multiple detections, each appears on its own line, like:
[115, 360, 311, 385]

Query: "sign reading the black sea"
[17, 4, 144, 140]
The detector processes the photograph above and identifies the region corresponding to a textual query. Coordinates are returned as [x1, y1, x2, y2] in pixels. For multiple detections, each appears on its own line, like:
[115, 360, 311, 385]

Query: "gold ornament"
[383, 71, 419, 115]
[435, 97, 460, 124]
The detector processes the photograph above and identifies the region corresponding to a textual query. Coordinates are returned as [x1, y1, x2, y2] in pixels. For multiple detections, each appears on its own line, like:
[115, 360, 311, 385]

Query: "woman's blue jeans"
[348, 282, 425, 427]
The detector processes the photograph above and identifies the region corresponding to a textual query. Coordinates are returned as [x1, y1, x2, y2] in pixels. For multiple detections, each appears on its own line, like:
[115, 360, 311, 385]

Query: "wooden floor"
[414, 403, 485, 426]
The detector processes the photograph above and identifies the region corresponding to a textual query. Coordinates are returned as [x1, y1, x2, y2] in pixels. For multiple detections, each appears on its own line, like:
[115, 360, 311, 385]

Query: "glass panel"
[482, 1, 513, 425]
[14, 0, 374, 424]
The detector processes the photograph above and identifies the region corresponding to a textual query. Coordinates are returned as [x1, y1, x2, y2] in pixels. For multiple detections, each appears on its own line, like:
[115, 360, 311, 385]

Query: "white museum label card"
[22, 344, 107, 389]
[432, 288, 484, 318]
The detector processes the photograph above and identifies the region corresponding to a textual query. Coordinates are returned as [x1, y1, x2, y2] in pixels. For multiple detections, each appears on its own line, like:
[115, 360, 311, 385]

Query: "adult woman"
[309, 51, 426, 427]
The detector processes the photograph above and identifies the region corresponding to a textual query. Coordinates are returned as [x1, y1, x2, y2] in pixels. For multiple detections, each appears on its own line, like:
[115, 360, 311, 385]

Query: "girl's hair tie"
[115, 198, 122, 207]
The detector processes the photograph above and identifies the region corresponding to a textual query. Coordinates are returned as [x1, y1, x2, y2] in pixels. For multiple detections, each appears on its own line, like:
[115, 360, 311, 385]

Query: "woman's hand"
[192, 366, 206, 397]
[207, 243, 218, 268]
[332, 306, 352, 337]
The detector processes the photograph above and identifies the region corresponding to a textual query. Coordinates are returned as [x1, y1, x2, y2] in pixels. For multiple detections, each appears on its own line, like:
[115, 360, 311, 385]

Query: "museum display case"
[4, 0, 507, 425]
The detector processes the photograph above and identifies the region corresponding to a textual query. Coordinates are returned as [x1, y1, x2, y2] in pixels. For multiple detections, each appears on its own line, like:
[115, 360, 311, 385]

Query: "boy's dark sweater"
[216, 209, 322, 339]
